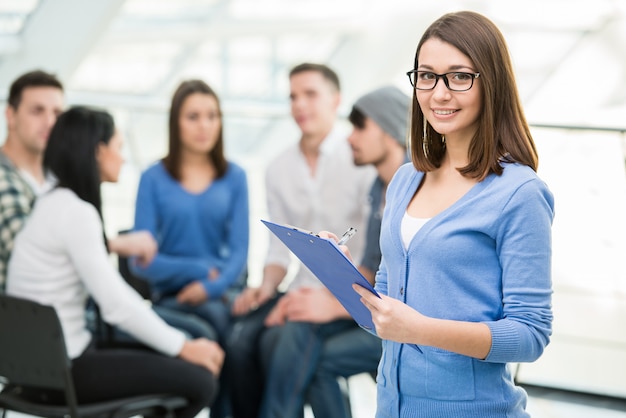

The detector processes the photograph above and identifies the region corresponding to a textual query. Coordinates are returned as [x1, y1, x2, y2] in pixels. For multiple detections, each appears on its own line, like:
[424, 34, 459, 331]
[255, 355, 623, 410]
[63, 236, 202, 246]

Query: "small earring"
[422, 119, 429, 155]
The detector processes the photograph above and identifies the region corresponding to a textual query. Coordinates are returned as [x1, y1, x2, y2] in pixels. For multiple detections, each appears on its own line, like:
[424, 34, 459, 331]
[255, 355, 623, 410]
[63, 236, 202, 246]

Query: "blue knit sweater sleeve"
[484, 177, 555, 363]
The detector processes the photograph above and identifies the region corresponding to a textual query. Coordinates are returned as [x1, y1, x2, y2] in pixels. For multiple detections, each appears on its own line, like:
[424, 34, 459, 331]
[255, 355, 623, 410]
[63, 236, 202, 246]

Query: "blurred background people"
[130, 79, 249, 418]
[0, 70, 218, 345]
[131, 79, 249, 343]
[7, 106, 224, 418]
[228, 62, 375, 418]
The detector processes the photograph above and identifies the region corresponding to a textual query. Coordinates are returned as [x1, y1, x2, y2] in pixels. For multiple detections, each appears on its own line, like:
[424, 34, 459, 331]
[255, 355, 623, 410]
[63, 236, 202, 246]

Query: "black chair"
[118, 253, 153, 301]
[0, 293, 187, 418]
[116, 230, 154, 302]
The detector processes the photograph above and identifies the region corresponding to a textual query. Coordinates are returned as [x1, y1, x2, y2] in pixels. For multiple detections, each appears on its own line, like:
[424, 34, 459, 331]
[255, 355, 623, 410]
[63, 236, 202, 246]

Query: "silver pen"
[337, 227, 357, 245]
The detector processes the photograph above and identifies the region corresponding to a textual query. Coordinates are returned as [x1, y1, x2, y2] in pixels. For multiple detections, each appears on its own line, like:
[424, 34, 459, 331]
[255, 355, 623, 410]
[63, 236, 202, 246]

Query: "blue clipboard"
[262, 219, 379, 330]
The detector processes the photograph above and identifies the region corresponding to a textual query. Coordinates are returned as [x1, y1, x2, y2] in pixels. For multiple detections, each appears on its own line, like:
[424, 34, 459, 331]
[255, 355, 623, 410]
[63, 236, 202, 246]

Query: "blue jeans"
[225, 295, 282, 418]
[307, 326, 382, 418]
[155, 305, 218, 340]
[157, 297, 235, 418]
[158, 296, 232, 344]
[86, 301, 217, 342]
[259, 319, 381, 418]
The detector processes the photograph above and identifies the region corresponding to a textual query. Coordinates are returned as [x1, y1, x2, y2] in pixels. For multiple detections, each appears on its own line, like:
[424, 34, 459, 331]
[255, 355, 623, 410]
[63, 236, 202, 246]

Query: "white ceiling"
[0, 0, 625, 161]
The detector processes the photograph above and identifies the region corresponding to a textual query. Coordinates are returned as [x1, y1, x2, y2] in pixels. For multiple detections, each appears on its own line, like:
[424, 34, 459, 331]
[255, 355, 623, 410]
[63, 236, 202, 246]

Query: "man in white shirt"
[228, 63, 379, 418]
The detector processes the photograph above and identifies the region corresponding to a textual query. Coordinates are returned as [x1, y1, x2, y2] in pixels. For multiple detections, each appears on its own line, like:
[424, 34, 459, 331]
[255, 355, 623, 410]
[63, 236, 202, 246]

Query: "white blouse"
[7, 188, 185, 359]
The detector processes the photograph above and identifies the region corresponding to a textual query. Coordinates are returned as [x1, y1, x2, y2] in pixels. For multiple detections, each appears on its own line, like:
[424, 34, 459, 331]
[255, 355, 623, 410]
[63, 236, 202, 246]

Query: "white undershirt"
[401, 212, 431, 249]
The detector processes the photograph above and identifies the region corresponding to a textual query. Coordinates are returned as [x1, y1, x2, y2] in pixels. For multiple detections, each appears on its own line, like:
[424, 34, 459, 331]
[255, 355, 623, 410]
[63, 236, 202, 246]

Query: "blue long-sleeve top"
[373, 162, 554, 418]
[131, 161, 249, 299]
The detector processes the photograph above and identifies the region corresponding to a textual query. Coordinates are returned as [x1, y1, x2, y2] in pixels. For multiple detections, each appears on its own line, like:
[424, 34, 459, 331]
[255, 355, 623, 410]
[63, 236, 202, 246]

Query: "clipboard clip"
[284, 224, 320, 238]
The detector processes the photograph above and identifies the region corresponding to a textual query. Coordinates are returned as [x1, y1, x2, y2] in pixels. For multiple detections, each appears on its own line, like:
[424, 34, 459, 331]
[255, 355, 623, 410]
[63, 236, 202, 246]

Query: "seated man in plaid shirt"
[0, 70, 64, 291]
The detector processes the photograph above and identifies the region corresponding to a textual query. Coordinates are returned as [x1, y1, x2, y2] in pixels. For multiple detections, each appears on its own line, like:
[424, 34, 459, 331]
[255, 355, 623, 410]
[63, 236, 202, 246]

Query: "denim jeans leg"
[158, 296, 232, 343]
[259, 320, 357, 418]
[259, 321, 321, 418]
[307, 327, 382, 418]
[154, 304, 218, 340]
[226, 296, 280, 418]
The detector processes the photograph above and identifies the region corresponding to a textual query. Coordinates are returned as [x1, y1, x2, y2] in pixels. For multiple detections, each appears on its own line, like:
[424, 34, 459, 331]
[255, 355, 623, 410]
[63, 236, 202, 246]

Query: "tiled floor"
[339, 372, 626, 418]
[524, 385, 626, 418]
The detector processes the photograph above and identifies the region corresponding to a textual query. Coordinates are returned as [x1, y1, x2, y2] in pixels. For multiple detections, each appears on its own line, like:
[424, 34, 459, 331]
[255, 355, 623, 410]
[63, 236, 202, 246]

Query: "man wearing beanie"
[348, 85, 411, 282]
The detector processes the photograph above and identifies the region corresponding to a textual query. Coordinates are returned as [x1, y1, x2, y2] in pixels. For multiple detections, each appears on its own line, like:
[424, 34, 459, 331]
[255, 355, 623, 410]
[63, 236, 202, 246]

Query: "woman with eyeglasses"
[352, 11, 554, 417]
[7, 106, 223, 418]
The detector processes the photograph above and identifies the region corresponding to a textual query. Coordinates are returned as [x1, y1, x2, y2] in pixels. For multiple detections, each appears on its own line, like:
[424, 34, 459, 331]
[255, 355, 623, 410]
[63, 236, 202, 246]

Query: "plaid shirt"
[0, 149, 35, 291]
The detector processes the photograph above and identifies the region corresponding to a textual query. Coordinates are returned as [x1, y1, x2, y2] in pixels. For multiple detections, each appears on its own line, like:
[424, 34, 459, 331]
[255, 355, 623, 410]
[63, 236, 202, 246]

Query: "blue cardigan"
[374, 162, 554, 418]
[131, 161, 249, 299]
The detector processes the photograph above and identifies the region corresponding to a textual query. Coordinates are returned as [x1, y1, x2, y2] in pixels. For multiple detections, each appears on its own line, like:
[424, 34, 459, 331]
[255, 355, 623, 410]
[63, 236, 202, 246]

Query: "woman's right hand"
[319, 230, 354, 262]
[178, 338, 224, 376]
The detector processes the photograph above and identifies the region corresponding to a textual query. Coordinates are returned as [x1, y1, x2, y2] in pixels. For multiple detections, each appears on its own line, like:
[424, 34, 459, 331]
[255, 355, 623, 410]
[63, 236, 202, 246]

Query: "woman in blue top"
[352, 11, 554, 417]
[132, 80, 249, 343]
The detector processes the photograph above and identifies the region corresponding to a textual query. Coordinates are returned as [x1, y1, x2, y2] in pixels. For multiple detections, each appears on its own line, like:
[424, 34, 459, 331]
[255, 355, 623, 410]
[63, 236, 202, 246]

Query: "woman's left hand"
[353, 284, 424, 344]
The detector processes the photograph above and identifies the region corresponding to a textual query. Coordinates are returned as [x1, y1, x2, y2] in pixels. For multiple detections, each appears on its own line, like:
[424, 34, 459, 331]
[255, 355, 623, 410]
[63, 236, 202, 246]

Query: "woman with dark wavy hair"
[7, 106, 223, 418]
[353, 11, 554, 417]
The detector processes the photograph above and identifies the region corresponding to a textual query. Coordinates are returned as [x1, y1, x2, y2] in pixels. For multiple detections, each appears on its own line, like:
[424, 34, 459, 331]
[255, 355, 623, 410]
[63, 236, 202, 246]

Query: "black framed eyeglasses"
[406, 70, 480, 92]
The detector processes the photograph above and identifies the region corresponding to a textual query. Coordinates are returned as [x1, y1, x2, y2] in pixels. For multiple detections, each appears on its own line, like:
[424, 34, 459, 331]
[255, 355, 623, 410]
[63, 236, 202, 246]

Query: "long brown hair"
[409, 11, 538, 180]
[162, 79, 228, 180]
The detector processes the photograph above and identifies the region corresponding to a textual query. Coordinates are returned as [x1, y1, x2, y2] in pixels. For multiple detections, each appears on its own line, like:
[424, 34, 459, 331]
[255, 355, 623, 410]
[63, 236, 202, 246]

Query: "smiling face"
[416, 38, 482, 143]
[178, 92, 221, 156]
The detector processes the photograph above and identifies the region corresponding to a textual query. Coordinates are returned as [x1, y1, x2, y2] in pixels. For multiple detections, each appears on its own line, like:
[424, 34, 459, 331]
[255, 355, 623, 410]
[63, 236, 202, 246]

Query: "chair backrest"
[116, 230, 153, 301]
[0, 294, 75, 395]
[0, 294, 188, 417]
[118, 255, 153, 301]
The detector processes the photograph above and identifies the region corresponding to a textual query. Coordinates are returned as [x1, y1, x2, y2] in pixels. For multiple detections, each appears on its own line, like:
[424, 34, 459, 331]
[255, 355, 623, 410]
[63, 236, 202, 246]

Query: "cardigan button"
[400, 287, 404, 295]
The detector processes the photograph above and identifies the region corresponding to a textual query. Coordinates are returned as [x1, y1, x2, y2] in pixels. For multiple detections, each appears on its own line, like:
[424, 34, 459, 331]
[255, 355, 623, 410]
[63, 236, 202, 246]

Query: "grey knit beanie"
[353, 86, 410, 146]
